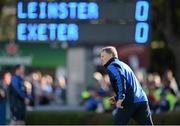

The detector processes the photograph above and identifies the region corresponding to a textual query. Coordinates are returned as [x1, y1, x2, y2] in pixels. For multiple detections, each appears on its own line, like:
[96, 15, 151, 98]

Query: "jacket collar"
[104, 57, 117, 68]
[14, 74, 22, 80]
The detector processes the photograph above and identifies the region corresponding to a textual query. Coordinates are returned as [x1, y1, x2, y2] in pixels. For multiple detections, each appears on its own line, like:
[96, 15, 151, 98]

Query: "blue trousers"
[113, 101, 153, 125]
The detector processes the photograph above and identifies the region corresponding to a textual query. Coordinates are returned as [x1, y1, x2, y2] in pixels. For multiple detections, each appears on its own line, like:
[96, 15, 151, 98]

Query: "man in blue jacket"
[100, 46, 153, 125]
[9, 64, 29, 125]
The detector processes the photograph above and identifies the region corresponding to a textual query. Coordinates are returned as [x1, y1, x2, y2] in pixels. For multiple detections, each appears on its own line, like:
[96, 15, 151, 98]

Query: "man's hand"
[116, 99, 124, 109]
[109, 96, 116, 105]
[0, 89, 5, 97]
[25, 98, 30, 105]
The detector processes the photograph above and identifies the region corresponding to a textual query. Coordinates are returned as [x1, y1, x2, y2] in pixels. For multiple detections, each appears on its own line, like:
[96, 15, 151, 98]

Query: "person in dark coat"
[100, 46, 153, 125]
[0, 71, 11, 125]
[9, 64, 29, 125]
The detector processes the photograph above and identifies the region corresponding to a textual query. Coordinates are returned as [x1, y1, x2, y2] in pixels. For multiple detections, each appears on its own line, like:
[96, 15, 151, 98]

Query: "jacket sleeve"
[108, 65, 125, 100]
[11, 77, 27, 99]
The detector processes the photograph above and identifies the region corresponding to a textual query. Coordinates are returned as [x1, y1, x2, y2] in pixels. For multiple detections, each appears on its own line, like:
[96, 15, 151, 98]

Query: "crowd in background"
[0, 65, 67, 125]
[81, 69, 180, 115]
[0, 69, 67, 107]
[0, 64, 180, 124]
[24, 71, 67, 106]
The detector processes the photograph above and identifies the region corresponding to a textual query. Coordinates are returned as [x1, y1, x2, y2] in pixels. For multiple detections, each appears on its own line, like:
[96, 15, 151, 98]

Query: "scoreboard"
[16, 0, 150, 44]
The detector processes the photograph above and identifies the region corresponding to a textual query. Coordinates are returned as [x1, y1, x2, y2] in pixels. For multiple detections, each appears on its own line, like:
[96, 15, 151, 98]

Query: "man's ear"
[110, 54, 113, 58]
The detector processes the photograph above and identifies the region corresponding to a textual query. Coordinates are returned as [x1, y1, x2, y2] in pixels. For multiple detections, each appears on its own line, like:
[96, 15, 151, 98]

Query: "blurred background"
[0, 0, 180, 125]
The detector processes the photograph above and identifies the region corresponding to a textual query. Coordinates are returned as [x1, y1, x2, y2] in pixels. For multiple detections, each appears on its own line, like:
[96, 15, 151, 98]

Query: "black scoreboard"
[16, 0, 150, 44]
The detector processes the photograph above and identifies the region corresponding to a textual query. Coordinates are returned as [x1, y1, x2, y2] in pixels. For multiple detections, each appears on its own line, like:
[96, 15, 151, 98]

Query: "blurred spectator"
[165, 90, 177, 111]
[102, 91, 114, 112]
[154, 73, 163, 88]
[24, 79, 35, 107]
[164, 69, 179, 96]
[82, 88, 98, 111]
[95, 92, 104, 113]
[162, 75, 177, 111]
[0, 71, 11, 125]
[93, 72, 113, 112]
[80, 89, 90, 105]
[174, 94, 180, 111]
[135, 70, 147, 89]
[9, 64, 30, 125]
[31, 71, 42, 106]
[154, 91, 170, 114]
[153, 73, 163, 101]
[54, 76, 66, 104]
[147, 89, 157, 114]
[146, 73, 156, 111]
[39, 75, 53, 105]
[146, 73, 156, 89]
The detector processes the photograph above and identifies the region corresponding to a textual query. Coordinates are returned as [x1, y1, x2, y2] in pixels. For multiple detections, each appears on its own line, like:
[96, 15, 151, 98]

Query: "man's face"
[18, 65, 25, 77]
[3, 72, 11, 85]
[100, 51, 112, 65]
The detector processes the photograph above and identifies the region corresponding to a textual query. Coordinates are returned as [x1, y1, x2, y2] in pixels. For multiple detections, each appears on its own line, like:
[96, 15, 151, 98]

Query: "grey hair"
[100, 46, 118, 58]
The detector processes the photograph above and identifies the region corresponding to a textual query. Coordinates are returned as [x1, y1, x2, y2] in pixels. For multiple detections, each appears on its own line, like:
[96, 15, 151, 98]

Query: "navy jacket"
[9, 74, 27, 109]
[104, 58, 148, 105]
